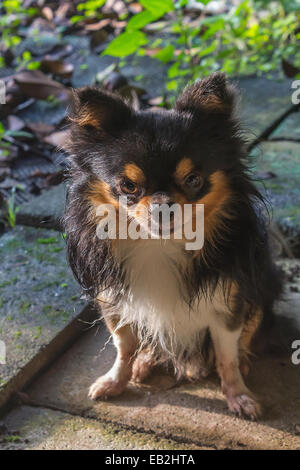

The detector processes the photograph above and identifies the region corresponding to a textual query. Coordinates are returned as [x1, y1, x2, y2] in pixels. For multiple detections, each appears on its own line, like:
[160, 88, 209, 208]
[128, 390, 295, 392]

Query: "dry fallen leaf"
[56, 2, 72, 21]
[41, 58, 74, 78]
[44, 129, 70, 148]
[42, 6, 54, 21]
[104, 0, 127, 16]
[85, 19, 111, 31]
[129, 2, 143, 14]
[7, 115, 25, 132]
[26, 122, 55, 138]
[14, 70, 70, 100]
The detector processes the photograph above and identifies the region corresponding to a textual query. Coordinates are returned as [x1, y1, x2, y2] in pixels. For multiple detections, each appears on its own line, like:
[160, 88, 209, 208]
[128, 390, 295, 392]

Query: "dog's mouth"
[145, 213, 180, 238]
[158, 213, 175, 235]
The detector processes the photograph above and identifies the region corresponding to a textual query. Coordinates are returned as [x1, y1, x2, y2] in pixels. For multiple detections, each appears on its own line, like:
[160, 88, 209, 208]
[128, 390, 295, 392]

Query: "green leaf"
[196, 0, 211, 4]
[77, 0, 105, 11]
[201, 18, 225, 40]
[168, 61, 180, 78]
[37, 237, 58, 245]
[70, 15, 84, 24]
[22, 50, 32, 60]
[176, 0, 189, 7]
[154, 45, 175, 63]
[6, 130, 34, 139]
[102, 31, 148, 57]
[140, 0, 174, 15]
[27, 61, 40, 70]
[197, 40, 217, 57]
[127, 10, 161, 31]
[166, 80, 178, 91]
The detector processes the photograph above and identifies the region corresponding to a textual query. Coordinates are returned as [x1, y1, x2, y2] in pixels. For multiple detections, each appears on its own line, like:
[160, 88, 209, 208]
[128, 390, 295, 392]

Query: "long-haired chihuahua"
[63, 73, 282, 420]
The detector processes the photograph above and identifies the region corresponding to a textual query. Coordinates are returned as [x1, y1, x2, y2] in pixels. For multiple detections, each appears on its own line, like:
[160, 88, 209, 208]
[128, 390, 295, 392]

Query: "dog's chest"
[113, 240, 225, 353]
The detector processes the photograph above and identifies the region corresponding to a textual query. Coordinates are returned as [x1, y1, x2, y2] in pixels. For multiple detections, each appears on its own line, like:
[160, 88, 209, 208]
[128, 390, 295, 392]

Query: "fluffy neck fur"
[106, 238, 216, 358]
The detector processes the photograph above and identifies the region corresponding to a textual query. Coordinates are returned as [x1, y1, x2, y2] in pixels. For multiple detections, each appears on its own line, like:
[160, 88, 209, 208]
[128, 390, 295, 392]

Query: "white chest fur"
[110, 239, 227, 357]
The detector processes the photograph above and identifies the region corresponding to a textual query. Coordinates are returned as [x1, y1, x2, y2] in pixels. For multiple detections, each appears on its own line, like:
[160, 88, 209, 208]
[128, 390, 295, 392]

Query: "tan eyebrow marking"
[123, 163, 145, 185]
[69, 107, 100, 128]
[174, 157, 194, 183]
[86, 179, 118, 207]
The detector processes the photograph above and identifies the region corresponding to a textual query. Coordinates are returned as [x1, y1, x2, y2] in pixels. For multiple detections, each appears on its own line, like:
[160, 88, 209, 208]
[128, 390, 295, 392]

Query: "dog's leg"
[239, 307, 262, 377]
[89, 316, 137, 400]
[210, 321, 261, 420]
[132, 346, 158, 383]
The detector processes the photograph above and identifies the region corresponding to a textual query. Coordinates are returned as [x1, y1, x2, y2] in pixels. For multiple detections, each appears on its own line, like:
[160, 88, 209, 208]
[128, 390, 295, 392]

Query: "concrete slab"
[270, 112, 300, 141]
[0, 225, 89, 411]
[16, 184, 66, 230]
[70, 51, 118, 90]
[252, 141, 300, 239]
[0, 405, 206, 450]
[121, 56, 169, 99]
[25, 289, 300, 450]
[237, 75, 293, 140]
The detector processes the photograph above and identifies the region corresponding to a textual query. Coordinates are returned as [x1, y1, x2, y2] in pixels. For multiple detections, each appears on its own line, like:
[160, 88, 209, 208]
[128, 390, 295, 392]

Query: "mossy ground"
[0, 226, 84, 387]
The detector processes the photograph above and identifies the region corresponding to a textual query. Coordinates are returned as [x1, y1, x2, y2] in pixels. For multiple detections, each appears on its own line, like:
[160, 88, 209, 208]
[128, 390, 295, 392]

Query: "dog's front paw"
[88, 375, 126, 400]
[226, 393, 261, 420]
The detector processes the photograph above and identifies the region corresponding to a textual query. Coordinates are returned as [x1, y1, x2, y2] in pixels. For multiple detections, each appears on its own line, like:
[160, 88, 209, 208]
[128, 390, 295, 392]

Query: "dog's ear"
[69, 87, 133, 134]
[175, 73, 236, 116]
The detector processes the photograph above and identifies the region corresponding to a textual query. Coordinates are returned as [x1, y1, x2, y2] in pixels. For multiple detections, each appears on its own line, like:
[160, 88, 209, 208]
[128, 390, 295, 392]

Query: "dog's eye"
[184, 173, 203, 188]
[121, 179, 138, 194]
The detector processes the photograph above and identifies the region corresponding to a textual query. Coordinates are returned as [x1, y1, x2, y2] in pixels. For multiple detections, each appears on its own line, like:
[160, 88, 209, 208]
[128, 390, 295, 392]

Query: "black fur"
[63, 73, 283, 332]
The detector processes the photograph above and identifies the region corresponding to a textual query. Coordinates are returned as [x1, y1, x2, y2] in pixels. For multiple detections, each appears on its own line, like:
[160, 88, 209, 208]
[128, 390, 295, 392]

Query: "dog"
[63, 73, 282, 420]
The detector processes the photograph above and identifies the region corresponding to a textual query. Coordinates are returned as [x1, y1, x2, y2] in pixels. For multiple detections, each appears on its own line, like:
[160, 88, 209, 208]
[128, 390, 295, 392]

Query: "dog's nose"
[150, 192, 175, 208]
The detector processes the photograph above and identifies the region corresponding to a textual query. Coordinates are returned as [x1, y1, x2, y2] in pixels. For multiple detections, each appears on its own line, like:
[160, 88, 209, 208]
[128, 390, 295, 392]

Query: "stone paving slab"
[16, 184, 66, 230]
[0, 225, 88, 410]
[252, 141, 300, 238]
[0, 405, 206, 450]
[270, 111, 300, 140]
[24, 289, 300, 450]
[237, 75, 293, 140]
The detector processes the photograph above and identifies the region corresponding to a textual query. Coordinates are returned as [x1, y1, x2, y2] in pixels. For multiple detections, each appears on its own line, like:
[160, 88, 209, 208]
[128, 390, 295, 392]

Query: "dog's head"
[66, 73, 244, 239]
